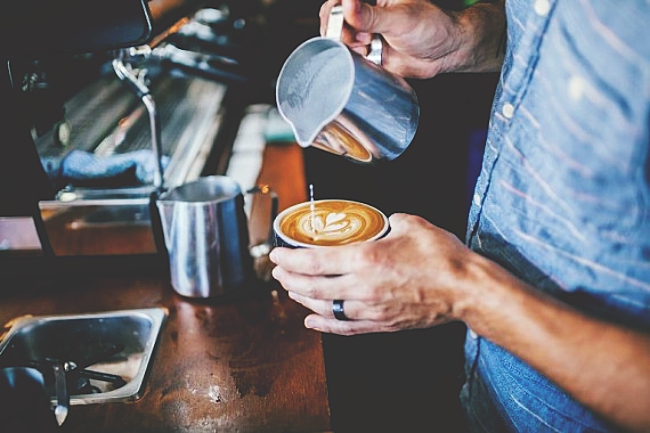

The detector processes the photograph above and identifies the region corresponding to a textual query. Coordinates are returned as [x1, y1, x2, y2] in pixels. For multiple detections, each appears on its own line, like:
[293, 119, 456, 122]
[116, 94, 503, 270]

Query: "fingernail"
[269, 249, 278, 263]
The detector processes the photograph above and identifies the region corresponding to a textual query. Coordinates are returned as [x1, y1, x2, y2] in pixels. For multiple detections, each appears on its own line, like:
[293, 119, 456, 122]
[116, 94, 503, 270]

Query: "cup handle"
[325, 5, 382, 65]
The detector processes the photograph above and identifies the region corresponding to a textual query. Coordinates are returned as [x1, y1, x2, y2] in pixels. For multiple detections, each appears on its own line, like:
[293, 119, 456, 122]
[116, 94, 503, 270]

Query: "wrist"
[451, 251, 512, 333]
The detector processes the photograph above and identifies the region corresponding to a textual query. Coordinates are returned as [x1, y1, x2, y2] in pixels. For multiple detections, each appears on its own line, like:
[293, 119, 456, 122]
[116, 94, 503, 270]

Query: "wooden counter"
[0, 144, 331, 433]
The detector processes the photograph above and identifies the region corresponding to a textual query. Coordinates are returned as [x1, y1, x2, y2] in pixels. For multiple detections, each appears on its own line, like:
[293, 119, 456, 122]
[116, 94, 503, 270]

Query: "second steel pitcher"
[156, 176, 276, 298]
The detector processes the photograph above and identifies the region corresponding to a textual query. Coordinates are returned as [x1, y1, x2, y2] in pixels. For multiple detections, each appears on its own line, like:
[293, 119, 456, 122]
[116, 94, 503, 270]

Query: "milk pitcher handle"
[246, 184, 279, 259]
[326, 5, 382, 65]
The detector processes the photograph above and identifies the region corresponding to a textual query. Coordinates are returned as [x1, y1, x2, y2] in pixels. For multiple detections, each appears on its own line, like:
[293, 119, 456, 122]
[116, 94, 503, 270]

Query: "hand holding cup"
[273, 198, 389, 323]
[271, 211, 473, 335]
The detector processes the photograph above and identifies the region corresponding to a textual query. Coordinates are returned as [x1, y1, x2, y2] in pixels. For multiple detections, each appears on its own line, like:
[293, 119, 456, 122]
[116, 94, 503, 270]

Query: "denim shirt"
[463, 0, 650, 431]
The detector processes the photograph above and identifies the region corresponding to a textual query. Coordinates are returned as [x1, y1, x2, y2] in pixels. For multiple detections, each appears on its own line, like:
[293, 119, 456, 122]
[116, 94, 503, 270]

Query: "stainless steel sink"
[0, 307, 167, 405]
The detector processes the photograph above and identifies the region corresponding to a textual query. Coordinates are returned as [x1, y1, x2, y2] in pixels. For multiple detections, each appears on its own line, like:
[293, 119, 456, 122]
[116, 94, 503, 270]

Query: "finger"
[341, 0, 393, 35]
[351, 31, 373, 46]
[341, 29, 372, 49]
[269, 245, 359, 276]
[272, 266, 332, 298]
[288, 292, 371, 321]
[387, 212, 412, 234]
[341, 0, 373, 32]
[288, 291, 333, 316]
[272, 266, 368, 301]
[303, 314, 396, 336]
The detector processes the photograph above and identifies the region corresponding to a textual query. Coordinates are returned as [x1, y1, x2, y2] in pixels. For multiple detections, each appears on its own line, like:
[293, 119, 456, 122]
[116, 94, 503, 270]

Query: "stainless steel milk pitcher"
[156, 176, 276, 298]
[276, 5, 420, 165]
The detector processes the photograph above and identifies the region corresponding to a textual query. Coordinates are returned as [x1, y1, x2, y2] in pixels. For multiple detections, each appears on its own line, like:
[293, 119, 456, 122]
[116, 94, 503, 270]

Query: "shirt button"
[534, 0, 551, 16]
[502, 102, 515, 119]
[473, 193, 482, 207]
[568, 75, 586, 101]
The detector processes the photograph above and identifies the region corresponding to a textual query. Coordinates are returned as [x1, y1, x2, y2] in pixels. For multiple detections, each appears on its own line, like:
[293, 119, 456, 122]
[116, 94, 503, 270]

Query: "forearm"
[457, 254, 650, 432]
[446, 0, 506, 73]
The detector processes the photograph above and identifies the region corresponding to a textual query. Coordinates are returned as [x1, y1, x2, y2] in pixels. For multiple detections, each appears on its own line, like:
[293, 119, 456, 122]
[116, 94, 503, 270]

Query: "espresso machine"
[0, 0, 274, 273]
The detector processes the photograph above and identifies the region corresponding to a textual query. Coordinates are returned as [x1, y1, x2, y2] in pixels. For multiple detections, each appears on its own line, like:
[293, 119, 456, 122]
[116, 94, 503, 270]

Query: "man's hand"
[318, 0, 506, 79]
[270, 213, 474, 335]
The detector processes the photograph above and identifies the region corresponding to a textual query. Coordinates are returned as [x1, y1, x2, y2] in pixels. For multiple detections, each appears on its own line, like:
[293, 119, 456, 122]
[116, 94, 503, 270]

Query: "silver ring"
[367, 34, 383, 65]
[332, 299, 349, 321]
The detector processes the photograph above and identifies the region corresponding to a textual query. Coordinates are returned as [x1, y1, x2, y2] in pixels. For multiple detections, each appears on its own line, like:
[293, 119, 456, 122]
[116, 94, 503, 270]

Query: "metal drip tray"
[0, 308, 167, 405]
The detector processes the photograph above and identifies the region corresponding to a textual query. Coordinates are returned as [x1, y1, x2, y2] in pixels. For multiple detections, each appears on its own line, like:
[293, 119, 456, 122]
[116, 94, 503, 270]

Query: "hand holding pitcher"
[276, 3, 419, 165]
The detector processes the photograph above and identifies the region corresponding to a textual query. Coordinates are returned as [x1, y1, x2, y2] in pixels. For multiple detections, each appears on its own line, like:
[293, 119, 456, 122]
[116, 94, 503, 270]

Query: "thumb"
[342, 0, 380, 33]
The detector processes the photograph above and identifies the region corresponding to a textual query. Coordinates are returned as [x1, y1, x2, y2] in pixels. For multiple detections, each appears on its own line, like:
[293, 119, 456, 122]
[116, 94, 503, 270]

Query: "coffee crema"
[275, 199, 388, 247]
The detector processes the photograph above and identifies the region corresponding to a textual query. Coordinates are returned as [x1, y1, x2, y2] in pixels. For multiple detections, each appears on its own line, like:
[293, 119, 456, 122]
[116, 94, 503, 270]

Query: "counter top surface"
[0, 144, 330, 432]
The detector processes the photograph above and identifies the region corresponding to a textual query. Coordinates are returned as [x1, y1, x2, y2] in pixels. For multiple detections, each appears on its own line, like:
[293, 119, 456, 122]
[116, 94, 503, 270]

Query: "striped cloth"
[462, 1, 650, 431]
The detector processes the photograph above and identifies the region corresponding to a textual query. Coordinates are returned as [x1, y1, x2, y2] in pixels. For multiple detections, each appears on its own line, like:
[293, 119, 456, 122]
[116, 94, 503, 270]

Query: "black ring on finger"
[332, 299, 349, 321]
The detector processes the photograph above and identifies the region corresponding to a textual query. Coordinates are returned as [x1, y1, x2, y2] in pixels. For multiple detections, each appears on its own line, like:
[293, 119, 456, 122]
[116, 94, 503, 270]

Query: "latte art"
[275, 199, 389, 247]
[300, 210, 362, 242]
